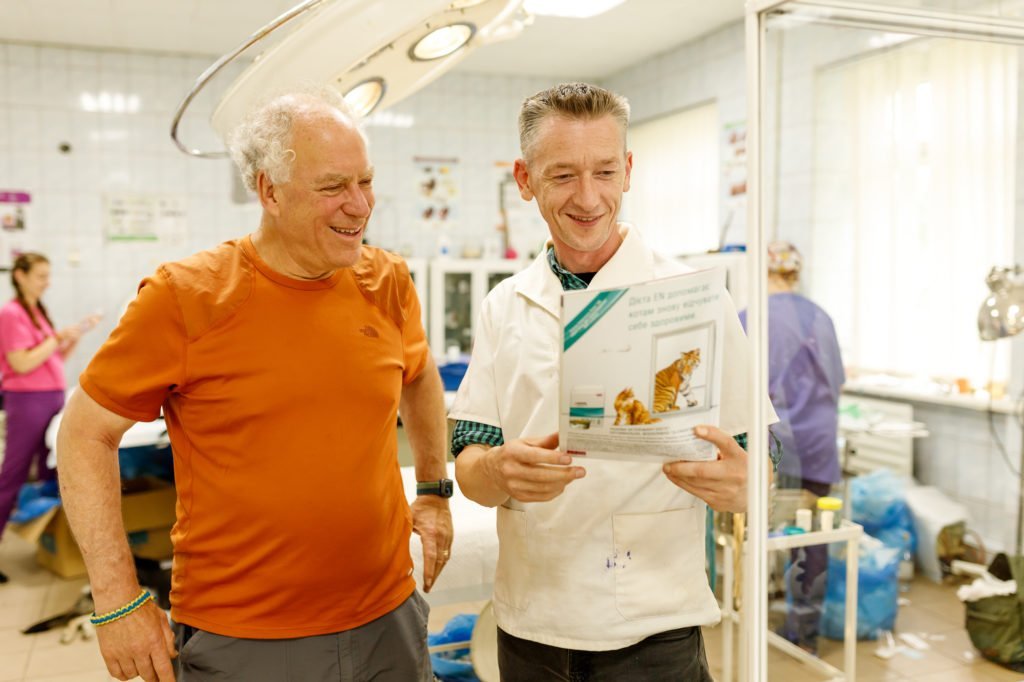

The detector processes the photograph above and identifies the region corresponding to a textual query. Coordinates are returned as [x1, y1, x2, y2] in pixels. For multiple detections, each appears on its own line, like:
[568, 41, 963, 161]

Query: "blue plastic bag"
[11, 480, 61, 524]
[820, 537, 901, 640]
[429, 613, 479, 681]
[438, 362, 469, 392]
[851, 469, 916, 556]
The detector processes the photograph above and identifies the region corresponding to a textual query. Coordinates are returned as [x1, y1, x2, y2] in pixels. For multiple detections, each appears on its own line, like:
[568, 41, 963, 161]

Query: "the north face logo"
[360, 325, 380, 338]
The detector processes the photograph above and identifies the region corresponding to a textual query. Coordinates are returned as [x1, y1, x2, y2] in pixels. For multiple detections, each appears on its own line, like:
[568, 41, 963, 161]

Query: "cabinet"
[428, 259, 526, 357]
[838, 394, 921, 477]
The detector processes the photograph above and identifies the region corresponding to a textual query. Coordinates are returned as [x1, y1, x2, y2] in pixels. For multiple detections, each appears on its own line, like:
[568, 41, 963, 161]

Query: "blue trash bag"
[11, 480, 61, 524]
[850, 469, 916, 556]
[438, 362, 469, 392]
[820, 537, 901, 640]
[429, 613, 479, 681]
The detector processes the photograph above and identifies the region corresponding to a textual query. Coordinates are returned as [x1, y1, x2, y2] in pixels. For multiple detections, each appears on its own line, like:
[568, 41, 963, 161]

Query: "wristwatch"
[416, 479, 454, 498]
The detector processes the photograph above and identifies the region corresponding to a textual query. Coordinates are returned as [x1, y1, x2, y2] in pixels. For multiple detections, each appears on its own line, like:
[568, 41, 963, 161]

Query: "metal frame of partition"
[743, 1, 1024, 680]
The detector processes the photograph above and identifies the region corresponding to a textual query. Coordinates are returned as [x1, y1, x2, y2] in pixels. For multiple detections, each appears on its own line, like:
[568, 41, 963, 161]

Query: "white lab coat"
[450, 226, 763, 650]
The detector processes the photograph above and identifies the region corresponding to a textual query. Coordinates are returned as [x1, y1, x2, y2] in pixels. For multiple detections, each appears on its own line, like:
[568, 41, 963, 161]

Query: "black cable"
[986, 396, 1019, 478]
[986, 348, 1021, 477]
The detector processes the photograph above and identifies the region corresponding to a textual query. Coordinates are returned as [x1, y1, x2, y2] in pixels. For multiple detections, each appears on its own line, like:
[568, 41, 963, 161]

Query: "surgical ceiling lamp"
[171, 0, 527, 158]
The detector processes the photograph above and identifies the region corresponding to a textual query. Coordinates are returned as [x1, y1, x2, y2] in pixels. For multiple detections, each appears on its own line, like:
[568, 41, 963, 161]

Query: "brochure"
[559, 267, 726, 462]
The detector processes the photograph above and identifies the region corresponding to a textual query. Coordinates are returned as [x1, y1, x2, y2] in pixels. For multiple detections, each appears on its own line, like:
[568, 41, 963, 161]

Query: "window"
[623, 101, 720, 255]
[811, 38, 1018, 385]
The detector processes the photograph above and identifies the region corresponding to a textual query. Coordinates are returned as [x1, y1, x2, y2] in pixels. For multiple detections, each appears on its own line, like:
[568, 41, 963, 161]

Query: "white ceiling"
[0, 0, 745, 79]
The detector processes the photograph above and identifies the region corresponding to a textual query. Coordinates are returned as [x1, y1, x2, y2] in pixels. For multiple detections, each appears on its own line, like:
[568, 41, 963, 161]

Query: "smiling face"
[258, 106, 374, 278]
[514, 114, 632, 273]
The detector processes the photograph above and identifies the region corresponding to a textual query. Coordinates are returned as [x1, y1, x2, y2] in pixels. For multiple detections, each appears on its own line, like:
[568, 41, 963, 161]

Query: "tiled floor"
[2, 530, 1022, 681]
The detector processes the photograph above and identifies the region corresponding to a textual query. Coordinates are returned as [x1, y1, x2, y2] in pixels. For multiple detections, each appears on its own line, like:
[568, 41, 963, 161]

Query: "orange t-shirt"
[80, 237, 429, 638]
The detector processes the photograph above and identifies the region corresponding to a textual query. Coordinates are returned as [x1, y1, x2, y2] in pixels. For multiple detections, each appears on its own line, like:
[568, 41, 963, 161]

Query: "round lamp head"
[409, 23, 475, 61]
[978, 265, 1024, 341]
[343, 77, 386, 117]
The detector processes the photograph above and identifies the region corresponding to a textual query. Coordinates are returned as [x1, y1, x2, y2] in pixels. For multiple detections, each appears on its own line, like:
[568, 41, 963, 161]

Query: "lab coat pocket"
[494, 506, 531, 612]
[612, 508, 697, 620]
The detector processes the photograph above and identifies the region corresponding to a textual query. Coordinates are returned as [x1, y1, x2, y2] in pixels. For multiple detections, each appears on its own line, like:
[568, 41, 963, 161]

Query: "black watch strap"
[416, 479, 454, 498]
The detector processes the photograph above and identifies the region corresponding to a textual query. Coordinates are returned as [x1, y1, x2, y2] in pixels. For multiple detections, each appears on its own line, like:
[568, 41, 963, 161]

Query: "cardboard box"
[12, 477, 177, 579]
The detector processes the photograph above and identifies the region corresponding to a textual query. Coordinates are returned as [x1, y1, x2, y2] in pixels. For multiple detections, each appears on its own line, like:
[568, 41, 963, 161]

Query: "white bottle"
[795, 508, 812, 532]
[816, 496, 842, 531]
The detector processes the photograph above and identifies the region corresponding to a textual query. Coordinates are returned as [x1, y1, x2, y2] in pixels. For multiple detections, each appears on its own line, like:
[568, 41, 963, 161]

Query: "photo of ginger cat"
[613, 388, 661, 426]
[652, 348, 701, 412]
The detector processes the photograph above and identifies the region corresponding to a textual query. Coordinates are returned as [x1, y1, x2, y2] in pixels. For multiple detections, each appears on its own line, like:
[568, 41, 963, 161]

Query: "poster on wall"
[0, 190, 31, 269]
[720, 121, 747, 247]
[103, 193, 188, 245]
[414, 156, 460, 240]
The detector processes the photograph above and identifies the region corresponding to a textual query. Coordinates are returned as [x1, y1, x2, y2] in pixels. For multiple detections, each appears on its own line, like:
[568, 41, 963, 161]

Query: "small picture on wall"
[0, 190, 31, 232]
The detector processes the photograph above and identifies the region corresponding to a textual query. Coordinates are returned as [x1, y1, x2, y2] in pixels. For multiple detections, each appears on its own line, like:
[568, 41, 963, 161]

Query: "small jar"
[817, 496, 843, 531]
[795, 508, 813, 532]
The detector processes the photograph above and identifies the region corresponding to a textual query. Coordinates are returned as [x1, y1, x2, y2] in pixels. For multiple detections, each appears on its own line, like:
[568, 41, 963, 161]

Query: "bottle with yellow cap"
[816, 496, 843, 531]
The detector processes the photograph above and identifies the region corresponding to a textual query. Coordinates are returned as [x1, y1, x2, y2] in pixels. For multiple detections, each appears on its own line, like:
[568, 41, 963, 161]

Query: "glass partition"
[744, 3, 1024, 679]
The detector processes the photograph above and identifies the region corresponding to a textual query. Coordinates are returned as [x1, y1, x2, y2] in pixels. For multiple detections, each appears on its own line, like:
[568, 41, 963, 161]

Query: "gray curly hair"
[228, 85, 365, 192]
[519, 82, 630, 161]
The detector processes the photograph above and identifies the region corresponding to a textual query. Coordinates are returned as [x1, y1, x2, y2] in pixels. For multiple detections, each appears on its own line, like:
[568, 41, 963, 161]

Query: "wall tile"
[7, 44, 38, 68]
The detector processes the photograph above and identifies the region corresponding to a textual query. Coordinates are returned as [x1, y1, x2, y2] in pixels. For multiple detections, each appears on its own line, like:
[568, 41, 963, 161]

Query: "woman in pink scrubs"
[0, 253, 97, 583]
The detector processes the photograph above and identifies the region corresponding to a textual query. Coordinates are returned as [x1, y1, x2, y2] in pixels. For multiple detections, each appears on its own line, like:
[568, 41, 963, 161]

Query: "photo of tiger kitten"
[652, 348, 701, 412]
[613, 388, 661, 426]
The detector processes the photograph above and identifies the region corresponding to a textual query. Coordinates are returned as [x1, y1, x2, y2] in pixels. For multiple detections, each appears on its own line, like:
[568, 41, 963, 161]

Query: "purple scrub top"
[740, 293, 845, 485]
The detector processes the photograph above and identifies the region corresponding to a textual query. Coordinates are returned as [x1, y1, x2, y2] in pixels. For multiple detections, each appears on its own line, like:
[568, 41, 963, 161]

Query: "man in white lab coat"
[450, 82, 775, 681]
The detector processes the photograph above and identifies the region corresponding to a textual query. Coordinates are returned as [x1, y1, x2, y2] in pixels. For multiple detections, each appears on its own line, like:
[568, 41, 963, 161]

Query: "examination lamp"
[977, 264, 1024, 557]
[979, 265, 1024, 341]
[171, 0, 527, 158]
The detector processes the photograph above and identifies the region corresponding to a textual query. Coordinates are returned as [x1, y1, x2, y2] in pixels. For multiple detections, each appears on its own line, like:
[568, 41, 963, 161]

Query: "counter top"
[843, 380, 1017, 415]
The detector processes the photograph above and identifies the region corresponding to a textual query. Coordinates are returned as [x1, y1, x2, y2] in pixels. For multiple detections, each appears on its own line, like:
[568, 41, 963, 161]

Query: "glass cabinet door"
[487, 271, 514, 292]
[443, 272, 473, 354]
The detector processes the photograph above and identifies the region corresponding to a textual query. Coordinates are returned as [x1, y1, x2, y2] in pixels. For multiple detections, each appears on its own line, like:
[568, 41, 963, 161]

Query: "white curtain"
[812, 38, 1017, 385]
[623, 102, 719, 255]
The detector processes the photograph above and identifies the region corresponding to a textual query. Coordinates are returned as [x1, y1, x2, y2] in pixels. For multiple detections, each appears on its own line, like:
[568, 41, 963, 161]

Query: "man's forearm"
[400, 362, 448, 481]
[454, 445, 508, 507]
[56, 404, 139, 611]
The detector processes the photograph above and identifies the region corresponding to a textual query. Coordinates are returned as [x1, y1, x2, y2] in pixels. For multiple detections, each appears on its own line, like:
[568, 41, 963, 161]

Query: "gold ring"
[442, 549, 450, 558]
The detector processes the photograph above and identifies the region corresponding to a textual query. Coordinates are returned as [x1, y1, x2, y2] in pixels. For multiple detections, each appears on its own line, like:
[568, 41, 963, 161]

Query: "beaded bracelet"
[90, 590, 153, 627]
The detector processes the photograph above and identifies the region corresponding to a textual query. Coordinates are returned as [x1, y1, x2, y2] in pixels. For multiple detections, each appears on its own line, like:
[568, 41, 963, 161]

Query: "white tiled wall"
[912, 403, 1019, 554]
[0, 41, 563, 383]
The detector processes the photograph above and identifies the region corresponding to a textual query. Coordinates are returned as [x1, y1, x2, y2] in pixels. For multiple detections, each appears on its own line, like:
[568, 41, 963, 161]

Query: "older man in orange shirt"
[57, 89, 452, 682]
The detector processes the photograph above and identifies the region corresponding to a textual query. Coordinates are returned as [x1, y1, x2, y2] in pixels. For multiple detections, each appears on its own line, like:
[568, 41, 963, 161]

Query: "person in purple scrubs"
[740, 241, 845, 651]
[741, 241, 846, 492]
[0, 253, 98, 584]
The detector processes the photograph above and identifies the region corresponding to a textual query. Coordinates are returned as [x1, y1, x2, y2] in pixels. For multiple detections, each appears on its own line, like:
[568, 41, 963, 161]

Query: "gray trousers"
[173, 592, 432, 682]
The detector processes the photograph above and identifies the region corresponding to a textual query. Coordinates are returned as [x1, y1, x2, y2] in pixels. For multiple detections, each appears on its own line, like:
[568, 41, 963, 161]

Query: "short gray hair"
[228, 85, 363, 192]
[518, 82, 630, 160]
